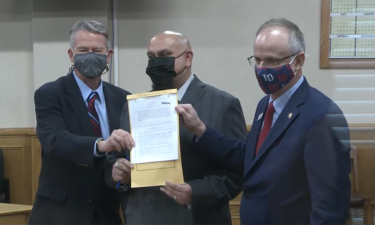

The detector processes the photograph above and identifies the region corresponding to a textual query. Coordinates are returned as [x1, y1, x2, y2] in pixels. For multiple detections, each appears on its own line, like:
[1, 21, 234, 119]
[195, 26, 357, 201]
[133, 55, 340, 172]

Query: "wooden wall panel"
[0, 125, 374, 221]
[30, 134, 41, 204]
[0, 129, 34, 205]
[230, 192, 241, 225]
[349, 125, 375, 203]
[354, 143, 375, 201]
[2, 146, 26, 204]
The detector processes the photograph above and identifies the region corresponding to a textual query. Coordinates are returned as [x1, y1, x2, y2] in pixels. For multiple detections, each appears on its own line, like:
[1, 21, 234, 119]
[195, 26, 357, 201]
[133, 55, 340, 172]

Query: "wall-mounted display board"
[320, 0, 375, 68]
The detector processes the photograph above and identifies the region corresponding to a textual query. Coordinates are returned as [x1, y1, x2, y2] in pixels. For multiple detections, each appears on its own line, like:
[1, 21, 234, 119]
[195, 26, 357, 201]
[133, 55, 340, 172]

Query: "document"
[128, 91, 179, 164]
[127, 89, 184, 188]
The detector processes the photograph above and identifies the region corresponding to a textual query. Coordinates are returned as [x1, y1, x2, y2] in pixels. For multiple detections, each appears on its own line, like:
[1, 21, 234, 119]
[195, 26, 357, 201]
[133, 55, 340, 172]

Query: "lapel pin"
[257, 113, 263, 121]
[288, 113, 293, 119]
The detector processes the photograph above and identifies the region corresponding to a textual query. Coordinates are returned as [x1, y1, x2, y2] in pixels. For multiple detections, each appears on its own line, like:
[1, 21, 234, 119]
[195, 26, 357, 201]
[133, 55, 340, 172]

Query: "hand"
[112, 158, 133, 184]
[160, 181, 192, 205]
[98, 129, 135, 153]
[175, 104, 206, 138]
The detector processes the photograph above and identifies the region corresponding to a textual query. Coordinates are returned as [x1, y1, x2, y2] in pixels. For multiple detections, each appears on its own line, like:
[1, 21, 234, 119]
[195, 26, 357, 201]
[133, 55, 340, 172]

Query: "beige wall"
[0, 0, 111, 128]
[0, 1, 34, 128]
[117, 0, 375, 124]
[31, 1, 112, 90]
[0, 0, 374, 128]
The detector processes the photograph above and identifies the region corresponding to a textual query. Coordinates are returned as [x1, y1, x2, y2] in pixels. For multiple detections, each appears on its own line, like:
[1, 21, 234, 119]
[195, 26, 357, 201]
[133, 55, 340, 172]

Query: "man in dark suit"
[175, 19, 351, 225]
[29, 20, 134, 225]
[105, 31, 247, 224]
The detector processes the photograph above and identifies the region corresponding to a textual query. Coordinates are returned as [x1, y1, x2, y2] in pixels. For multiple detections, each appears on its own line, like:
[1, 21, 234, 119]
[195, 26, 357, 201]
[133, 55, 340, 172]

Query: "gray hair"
[256, 18, 305, 54]
[69, 20, 111, 50]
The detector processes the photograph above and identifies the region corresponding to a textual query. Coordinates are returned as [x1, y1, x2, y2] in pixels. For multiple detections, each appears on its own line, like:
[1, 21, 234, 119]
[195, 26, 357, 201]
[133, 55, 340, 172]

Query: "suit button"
[244, 193, 249, 199]
[89, 200, 93, 203]
[146, 198, 151, 204]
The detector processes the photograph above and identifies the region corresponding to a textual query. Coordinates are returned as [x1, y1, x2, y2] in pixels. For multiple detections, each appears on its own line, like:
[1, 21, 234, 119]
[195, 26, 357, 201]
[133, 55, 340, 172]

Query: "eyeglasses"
[247, 53, 298, 68]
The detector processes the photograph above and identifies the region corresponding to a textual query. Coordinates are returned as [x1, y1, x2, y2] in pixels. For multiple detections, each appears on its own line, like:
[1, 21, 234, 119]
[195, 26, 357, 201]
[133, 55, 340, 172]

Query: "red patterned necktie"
[255, 102, 275, 154]
[87, 91, 102, 137]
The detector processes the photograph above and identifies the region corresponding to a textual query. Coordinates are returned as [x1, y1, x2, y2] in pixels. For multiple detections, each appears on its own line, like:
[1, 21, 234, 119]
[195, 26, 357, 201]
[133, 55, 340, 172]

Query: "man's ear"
[68, 49, 74, 63]
[294, 53, 305, 71]
[185, 50, 194, 67]
[106, 49, 114, 64]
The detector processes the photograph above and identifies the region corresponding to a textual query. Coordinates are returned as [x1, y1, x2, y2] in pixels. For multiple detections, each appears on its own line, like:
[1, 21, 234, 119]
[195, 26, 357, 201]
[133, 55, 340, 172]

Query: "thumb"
[175, 105, 189, 118]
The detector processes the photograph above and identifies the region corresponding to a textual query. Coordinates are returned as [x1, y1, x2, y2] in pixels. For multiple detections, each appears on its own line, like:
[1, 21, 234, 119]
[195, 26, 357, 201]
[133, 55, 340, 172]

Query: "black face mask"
[146, 51, 186, 86]
[74, 52, 108, 78]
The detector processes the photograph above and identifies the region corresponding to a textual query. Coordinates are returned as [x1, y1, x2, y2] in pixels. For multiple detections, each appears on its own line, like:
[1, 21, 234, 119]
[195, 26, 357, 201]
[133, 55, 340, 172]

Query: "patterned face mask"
[254, 55, 297, 94]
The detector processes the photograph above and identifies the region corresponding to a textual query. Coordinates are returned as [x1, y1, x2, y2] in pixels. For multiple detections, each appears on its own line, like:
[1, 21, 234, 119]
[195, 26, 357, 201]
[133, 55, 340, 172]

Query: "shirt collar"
[177, 73, 194, 101]
[269, 75, 305, 115]
[73, 71, 104, 103]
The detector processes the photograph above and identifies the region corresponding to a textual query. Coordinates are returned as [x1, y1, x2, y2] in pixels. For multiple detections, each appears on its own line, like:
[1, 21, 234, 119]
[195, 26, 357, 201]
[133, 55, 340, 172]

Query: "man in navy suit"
[172, 18, 351, 224]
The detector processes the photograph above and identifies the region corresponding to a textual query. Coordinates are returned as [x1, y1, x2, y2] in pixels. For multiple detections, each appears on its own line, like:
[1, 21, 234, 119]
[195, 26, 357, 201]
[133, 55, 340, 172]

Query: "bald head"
[253, 18, 306, 69]
[147, 31, 191, 57]
[254, 27, 291, 60]
[146, 31, 194, 91]
[255, 18, 305, 55]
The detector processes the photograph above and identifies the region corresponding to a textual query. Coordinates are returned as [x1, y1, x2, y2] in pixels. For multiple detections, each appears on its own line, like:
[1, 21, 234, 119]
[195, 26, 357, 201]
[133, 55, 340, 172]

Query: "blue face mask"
[254, 56, 297, 94]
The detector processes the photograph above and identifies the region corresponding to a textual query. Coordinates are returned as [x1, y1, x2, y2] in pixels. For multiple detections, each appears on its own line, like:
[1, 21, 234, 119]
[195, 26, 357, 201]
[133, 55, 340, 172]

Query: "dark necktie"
[87, 91, 102, 137]
[255, 102, 275, 154]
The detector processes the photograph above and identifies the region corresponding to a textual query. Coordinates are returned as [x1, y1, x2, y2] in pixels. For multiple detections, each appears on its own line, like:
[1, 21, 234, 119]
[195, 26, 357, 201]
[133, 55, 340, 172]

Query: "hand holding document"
[128, 92, 179, 164]
[127, 89, 184, 188]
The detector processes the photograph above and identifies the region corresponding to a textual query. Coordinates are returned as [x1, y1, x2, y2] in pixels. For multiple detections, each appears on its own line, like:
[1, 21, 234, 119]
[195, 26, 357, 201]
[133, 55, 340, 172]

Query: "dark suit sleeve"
[105, 102, 129, 191]
[304, 110, 351, 224]
[34, 85, 98, 168]
[191, 100, 247, 174]
[187, 97, 247, 210]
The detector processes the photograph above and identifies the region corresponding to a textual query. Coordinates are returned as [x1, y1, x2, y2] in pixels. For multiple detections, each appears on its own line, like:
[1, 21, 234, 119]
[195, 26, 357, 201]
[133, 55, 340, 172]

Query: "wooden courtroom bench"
[0, 203, 32, 225]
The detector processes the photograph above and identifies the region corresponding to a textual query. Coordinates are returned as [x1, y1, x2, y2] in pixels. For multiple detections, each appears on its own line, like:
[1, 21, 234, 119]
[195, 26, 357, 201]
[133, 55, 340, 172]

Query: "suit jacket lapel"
[64, 72, 95, 136]
[252, 102, 300, 165]
[179, 75, 206, 145]
[245, 78, 311, 176]
[103, 83, 123, 132]
[179, 75, 206, 106]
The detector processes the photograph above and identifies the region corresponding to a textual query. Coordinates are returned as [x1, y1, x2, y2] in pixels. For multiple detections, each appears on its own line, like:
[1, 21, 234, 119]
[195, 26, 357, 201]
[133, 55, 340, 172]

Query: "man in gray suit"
[105, 31, 247, 225]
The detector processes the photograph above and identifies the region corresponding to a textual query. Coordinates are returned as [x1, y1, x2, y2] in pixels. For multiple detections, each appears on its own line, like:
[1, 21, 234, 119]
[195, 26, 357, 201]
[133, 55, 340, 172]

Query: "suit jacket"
[105, 75, 247, 225]
[192, 78, 351, 225]
[29, 72, 130, 225]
